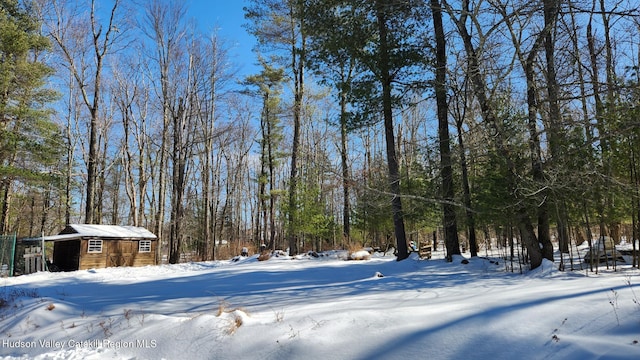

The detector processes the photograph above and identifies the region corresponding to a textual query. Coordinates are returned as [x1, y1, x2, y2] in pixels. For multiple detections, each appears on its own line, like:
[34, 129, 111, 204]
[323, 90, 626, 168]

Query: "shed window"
[139, 240, 151, 253]
[88, 239, 103, 253]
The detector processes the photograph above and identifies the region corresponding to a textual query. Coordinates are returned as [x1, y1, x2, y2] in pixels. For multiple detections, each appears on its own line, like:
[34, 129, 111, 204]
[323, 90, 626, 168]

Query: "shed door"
[53, 240, 80, 271]
[107, 241, 135, 267]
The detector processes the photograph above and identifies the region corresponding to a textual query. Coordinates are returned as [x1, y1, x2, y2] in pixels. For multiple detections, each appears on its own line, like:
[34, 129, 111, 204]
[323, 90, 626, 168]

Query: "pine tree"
[245, 0, 306, 255]
[0, 0, 60, 234]
[431, 0, 461, 261]
[304, 0, 431, 260]
[243, 60, 286, 251]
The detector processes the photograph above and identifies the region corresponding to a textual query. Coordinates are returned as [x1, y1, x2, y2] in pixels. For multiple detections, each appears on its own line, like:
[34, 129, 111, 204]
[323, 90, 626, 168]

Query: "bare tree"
[189, 31, 235, 260]
[140, 0, 188, 258]
[111, 51, 153, 227]
[41, 0, 126, 224]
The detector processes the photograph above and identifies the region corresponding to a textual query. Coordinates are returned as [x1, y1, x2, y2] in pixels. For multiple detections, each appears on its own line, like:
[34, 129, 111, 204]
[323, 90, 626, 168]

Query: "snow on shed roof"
[40, 224, 157, 241]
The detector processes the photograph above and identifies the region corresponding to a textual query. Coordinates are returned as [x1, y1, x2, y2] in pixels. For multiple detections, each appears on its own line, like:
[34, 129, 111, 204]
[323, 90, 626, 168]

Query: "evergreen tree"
[303, 0, 360, 247]
[0, 0, 60, 234]
[243, 60, 286, 251]
[245, 0, 306, 255]
[304, 0, 431, 260]
[431, 0, 461, 261]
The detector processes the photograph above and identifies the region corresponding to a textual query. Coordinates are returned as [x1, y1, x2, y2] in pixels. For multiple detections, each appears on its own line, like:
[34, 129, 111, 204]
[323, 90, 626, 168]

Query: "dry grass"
[216, 300, 248, 317]
[227, 314, 243, 335]
[346, 243, 372, 260]
[216, 301, 230, 317]
[349, 251, 371, 261]
[215, 300, 249, 335]
[346, 243, 364, 254]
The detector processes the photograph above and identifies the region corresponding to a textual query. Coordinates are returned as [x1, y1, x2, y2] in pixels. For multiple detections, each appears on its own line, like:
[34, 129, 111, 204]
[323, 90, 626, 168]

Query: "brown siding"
[132, 240, 156, 267]
[107, 240, 134, 267]
[77, 238, 157, 270]
[79, 239, 107, 270]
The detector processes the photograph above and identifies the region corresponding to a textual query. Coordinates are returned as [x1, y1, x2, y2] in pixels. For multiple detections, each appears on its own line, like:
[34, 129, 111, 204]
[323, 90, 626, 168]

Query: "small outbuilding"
[44, 224, 158, 271]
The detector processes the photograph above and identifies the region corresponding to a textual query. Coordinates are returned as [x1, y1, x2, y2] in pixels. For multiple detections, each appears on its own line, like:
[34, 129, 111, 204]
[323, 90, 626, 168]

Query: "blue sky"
[186, 0, 258, 78]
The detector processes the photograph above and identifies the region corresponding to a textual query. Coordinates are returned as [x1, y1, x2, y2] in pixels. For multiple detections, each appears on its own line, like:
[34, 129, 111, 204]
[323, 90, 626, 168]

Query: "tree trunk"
[375, 0, 408, 260]
[587, 2, 611, 241]
[169, 101, 187, 264]
[85, 106, 99, 224]
[258, 116, 268, 250]
[117, 86, 139, 227]
[633, 143, 640, 268]
[0, 181, 11, 234]
[155, 107, 169, 261]
[267, 99, 277, 251]
[286, 5, 305, 256]
[340, 87, 351, 244]
[495, 0, 554, 265]
[599, 0, 616, 238]
[212, 155, 224, 260]
[542, 0, 568, 255]
[84, 0, 120, 224]
[455, 113, 477, 257]
[432, 0, 460, 261]
[287, 60, 302, 255]
[202, 129, 212, 259]
[65, 121, 73, 226]
[446, 0, 542, 268]
[524, 57, 552, 262]
[142, 0, 189, 262]
[96, 137, 108, 224]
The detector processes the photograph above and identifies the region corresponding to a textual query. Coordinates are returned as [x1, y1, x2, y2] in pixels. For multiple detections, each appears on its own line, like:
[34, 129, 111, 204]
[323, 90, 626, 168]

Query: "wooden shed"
[44, 224, 157, 271]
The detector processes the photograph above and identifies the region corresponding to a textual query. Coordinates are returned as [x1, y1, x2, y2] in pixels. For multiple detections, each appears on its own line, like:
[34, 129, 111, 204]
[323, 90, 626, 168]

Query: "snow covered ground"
[1, 248, 639, 360]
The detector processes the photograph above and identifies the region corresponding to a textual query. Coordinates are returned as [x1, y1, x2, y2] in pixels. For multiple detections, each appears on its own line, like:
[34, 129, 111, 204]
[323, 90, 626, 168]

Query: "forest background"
[1, 0, 640, 269]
